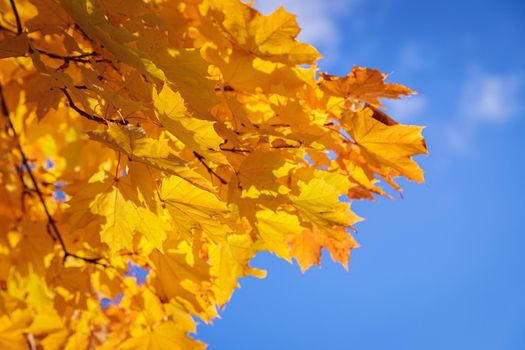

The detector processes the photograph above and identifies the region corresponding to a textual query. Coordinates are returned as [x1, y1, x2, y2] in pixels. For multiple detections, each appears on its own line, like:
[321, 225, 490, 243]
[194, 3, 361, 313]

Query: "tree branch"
[193, 151, 227, 184]
[0, 83, 107, 267]
[37, 49, 99, 63]
[8, 0, 22, 34]
[61, 88, 128, 126]
[219, 146, 251, 154]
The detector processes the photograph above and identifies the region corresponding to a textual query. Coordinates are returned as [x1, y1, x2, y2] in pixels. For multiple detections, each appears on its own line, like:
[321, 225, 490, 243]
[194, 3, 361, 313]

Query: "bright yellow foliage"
[0, 0, 427, 348]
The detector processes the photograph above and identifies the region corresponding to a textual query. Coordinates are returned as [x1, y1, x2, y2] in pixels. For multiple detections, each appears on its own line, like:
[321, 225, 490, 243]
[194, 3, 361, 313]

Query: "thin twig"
[0, 84, 107, 267]
[219, 146, 251, 154]
[193, 151, 227, 184]
[37, 49, 99, 63]
[61, 88, 128, 125]
[14, 165, 29, 212]
[8, 0, 22, 34]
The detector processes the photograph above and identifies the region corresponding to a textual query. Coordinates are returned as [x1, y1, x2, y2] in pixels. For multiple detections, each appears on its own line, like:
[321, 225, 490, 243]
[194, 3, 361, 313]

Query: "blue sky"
[199, 0, 525, 349]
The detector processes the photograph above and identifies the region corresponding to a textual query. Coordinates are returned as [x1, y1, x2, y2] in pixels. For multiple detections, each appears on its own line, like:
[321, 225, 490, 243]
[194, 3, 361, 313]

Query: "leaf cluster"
[0, 0, 427, 348]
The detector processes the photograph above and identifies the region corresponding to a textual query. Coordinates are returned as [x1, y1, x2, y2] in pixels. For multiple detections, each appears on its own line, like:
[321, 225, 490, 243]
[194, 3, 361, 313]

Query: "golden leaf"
[319, 66, 415, 106]
[0, 0, 427, 347]
[345, 107, 428, 182]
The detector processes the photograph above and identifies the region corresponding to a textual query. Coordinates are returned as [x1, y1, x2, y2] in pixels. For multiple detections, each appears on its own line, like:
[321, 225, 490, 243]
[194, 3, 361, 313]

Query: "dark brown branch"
[73, 24, 91, 42]
[0, 84, 107, 267]
[61, 88, 107, 124]
[44, 223, 107, 267]
[193, 151, 227, 184]
[271, 144, 301, 149]
[68, 25, 121, 73]
[37, 49, 99, 63]
[8, 0, 22, 34]
[0, 83, 10, 118]
[14, 165, 30, 211]
[219, 146, 251, 154]
[1, 88, 29, 211]
[61, 88, 128, 125]
[34, 47, 117, 72]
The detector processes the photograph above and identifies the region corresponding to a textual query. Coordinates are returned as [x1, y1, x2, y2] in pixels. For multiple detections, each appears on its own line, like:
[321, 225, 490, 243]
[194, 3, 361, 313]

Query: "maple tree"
[0, 0, 427, 348]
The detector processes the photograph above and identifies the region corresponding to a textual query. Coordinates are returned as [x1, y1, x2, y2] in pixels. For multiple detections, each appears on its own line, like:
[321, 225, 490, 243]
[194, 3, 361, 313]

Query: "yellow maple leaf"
[319, 66, 415, 107]
[291, 174, 363, 230]
[207, 0, 320, 64]
[255, 209, 303, 261]
[290, 229, 321, 272]
[345, 107, 428, 182]
[160, 175, 230, 241]
[67, 176, 169, 254]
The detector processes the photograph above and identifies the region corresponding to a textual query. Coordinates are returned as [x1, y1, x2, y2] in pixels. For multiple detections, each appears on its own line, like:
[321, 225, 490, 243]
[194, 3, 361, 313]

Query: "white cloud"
[459, 70, 521, 123]
[446, 68, 521, 155]
[253, 0, 356, 62]
[383, 95, 427, 122]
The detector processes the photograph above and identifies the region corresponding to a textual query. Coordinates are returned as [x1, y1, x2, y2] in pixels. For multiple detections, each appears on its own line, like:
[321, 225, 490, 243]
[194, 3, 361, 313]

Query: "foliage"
[0, 0, 427, 348]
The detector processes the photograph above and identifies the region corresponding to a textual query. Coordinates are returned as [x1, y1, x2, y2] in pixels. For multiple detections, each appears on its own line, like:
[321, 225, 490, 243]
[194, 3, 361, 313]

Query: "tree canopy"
[0, 0, 427, 348]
